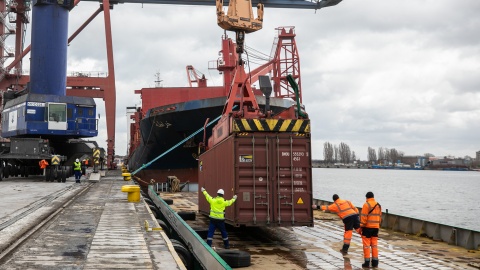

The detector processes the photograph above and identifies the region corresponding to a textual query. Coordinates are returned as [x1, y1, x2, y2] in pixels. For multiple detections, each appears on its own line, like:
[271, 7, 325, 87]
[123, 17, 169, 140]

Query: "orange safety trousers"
[343, 228, 362, 245]
[344, 230, 353, 245]
[362, 236, 378, 260]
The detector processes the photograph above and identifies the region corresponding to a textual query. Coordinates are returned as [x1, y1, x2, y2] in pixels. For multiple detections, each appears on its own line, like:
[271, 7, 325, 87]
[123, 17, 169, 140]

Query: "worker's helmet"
[76, 159, 79, 162]
[217, 189, 225, 195]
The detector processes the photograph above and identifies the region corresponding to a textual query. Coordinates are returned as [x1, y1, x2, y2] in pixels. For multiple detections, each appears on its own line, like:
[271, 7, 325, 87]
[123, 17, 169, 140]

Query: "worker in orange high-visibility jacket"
[313, 194, 360, 255]
[360, 191, 382, 268]
[39, 159, 49, 169]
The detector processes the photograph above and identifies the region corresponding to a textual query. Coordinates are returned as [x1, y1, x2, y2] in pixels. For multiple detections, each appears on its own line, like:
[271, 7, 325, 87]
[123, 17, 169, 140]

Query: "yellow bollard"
[121, 185, 141, 202]
[122, 172, 131, 181]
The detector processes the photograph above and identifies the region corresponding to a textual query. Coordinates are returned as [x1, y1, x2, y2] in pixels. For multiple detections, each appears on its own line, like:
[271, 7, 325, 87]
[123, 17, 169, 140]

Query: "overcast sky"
[20, 0, 480, 160]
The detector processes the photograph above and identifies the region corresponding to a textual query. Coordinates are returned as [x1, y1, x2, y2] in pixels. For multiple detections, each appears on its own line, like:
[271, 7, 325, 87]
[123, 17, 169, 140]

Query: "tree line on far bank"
[323, 142, 436, 165]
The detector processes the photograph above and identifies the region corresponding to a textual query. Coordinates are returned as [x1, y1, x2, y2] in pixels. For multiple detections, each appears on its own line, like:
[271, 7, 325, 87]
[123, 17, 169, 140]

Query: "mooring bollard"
[122, 172, 131, 181]
[121, 185, 141, 202]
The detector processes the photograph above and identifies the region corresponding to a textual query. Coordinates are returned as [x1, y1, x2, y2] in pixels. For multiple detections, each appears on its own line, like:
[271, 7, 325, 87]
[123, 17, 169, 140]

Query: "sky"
[11, 0, 480, 160]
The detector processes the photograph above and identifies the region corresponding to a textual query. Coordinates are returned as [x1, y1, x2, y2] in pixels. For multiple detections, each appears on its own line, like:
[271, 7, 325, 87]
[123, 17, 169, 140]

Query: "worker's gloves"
[233, 195, 237, 200]
[201, 187, 205, 192]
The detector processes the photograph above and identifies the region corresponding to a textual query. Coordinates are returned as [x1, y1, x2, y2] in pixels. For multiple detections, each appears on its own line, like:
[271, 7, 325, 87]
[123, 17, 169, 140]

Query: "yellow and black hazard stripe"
[51, 155, 61, 165]
[93, 148, 101, 164]
[233, 119, 310, 133]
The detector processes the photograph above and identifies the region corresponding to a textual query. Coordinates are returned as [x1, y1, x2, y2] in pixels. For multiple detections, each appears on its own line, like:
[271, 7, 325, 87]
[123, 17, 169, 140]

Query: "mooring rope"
[131, 113, 223, 176]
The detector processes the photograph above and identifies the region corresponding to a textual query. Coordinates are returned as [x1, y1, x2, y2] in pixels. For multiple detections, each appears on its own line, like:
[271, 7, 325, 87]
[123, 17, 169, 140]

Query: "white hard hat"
[76, 159, 79, 162]
[217, 189, 224, 195]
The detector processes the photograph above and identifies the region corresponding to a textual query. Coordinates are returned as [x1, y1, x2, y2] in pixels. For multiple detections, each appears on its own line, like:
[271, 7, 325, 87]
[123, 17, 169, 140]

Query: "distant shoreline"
[312, 164, 476, 171]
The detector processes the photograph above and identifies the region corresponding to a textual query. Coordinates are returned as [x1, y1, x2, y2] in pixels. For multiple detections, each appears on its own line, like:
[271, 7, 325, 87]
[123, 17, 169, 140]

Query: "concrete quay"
[0, 170, 185, 270]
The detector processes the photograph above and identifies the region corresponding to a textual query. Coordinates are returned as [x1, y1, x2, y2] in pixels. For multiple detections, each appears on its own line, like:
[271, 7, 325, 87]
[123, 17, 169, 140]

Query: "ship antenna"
[154, 72, 163, 87]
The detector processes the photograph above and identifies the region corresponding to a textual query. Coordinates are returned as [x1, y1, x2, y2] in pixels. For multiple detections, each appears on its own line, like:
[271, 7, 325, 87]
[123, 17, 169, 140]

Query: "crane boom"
[80, 0, 343, 10]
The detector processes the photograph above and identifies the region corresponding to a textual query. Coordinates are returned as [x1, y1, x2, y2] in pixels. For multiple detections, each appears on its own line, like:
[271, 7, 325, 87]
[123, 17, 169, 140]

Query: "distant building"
[401, 156, 427, 167]
[427, 157, 469, 170]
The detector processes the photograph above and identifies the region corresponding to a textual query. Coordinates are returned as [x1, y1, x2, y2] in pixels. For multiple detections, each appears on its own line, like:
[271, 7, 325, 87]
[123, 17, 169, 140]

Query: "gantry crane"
[0, 0, 343, 169]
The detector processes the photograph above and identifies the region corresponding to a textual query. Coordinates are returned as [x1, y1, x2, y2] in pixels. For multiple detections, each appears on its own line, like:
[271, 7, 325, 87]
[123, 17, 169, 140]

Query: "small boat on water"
[371, 163, 424, 170]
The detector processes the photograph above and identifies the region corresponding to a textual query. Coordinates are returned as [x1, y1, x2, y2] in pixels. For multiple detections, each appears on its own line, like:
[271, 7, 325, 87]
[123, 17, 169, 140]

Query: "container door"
[270, 134, 313, 226]
[235, 134, 272, 226]
[234, 134, 312, 227]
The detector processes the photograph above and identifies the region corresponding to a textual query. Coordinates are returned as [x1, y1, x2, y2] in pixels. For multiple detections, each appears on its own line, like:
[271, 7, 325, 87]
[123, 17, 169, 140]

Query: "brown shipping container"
[198, 132, 313, 227]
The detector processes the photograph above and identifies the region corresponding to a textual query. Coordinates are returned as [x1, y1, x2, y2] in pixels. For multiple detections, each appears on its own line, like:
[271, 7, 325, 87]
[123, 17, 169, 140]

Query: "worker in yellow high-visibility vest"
[73, 159, 82, 183]
[201, 187, 236, 249]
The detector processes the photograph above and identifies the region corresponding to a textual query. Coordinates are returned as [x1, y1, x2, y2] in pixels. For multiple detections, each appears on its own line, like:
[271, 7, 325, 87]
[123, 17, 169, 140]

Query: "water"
[312, 168, 480, 232]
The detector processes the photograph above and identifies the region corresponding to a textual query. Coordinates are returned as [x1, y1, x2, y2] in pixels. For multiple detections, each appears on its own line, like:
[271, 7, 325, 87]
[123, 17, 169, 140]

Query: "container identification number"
[282, 151, 307, 161]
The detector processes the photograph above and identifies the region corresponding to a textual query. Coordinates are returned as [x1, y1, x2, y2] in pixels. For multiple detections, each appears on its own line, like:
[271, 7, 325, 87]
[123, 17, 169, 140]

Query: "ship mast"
[154, 72, 163, 88]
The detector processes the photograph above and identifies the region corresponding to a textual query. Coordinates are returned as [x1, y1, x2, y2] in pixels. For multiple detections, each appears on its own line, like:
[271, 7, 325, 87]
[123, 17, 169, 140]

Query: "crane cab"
[1, 93, 98, 139]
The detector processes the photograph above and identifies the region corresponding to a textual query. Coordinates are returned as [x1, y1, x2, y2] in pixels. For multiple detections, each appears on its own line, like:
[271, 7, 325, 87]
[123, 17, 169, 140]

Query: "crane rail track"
[0, 182, 93, 263]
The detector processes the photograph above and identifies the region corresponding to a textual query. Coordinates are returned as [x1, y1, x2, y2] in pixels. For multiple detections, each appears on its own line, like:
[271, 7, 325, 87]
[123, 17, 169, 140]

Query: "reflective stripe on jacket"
[360, 198, 382, 228]
[202, 190, 236, 220]
[321, 198, 359, 219]
[74, 162, 82, 171]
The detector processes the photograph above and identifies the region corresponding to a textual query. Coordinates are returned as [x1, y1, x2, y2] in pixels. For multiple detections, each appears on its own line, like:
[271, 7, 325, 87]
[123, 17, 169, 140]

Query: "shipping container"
[198, 132, 313, 227]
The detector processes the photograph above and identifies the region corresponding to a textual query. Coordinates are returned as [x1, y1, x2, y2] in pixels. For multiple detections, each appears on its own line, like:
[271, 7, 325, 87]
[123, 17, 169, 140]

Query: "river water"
[312, 168, 480, 232]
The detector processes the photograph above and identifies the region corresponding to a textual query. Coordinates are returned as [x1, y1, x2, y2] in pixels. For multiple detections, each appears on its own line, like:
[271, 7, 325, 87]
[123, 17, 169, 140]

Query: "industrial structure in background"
[0, 0, 342, 170]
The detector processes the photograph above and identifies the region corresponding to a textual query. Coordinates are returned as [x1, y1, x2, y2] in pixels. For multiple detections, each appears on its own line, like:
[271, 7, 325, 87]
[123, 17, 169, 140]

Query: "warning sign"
[93, 148, 100, 164]
[51, 155, 61, 165]
[297, 197, 304, 204]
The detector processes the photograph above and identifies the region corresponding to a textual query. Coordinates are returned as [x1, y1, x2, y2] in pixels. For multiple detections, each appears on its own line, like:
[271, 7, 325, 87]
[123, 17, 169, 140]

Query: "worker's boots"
[339, 244, 349, 255]
[372, 259, 379, 268]
[361, 259, 370, 268]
